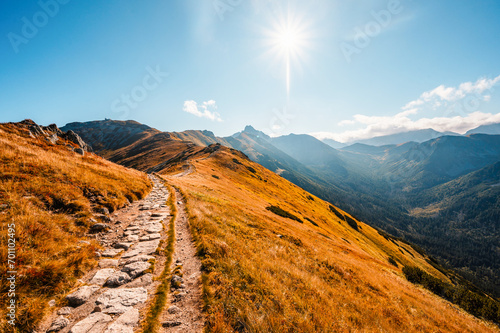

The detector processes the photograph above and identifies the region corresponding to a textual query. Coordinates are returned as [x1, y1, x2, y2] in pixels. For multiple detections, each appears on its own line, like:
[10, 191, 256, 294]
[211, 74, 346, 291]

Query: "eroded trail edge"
[159, 187, 204, 332]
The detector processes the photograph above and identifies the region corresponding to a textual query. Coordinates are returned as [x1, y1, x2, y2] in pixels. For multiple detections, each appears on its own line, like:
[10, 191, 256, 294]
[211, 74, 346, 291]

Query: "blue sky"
[1, 0, 500, 142]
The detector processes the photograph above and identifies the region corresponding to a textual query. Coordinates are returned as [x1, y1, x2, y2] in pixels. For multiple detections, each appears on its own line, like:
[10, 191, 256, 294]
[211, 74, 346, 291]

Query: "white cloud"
[183, 100, 222, 122]
[311, 111, 500, 143]
[403, 75, 500, 111]
[312, 75, 500, 143]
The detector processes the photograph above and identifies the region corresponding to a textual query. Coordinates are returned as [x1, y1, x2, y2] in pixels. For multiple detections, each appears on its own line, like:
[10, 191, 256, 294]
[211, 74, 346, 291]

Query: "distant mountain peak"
[236, 125, 270, 140]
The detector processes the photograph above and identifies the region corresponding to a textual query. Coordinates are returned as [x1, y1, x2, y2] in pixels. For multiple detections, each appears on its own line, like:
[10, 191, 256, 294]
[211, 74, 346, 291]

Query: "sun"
[278, 28, 299, 51]
[263, 9, 311, 100]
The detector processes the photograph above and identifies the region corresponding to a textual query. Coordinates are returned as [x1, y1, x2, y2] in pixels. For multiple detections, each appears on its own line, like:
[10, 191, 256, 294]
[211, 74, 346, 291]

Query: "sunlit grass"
[163, 147, 498, 332]
[0, 123, 151, 332]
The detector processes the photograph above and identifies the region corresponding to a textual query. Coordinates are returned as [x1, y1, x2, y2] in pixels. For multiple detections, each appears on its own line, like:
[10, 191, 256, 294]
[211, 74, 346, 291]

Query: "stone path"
[159, 188, 204, 332]
[39, 175, 171, 333]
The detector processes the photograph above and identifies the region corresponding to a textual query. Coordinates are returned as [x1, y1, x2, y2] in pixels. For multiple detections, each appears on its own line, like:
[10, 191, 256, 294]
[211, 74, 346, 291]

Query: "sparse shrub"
[345, 215, 359, 231]
[232, 158, 242, 165]
[281, 234, 303, 247]
[266, 205, 303, 223]
[329, 205, 344, 220]
[212, 174, 220, 179]
[388, 257, 398, 267]
[246, 166, 257, 174]
[402, 265, 500, 324]
[305, 217, 318, 226]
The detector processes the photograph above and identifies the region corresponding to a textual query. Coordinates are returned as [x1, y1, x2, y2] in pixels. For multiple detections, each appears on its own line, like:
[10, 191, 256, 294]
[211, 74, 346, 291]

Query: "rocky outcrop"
[16, 119, 93, 155]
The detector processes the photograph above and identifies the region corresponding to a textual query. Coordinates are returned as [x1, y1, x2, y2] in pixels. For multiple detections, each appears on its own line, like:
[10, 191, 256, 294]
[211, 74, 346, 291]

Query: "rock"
[151, 213, 165, 218]
[98, 207, 109, 215]
[145, 223, 163, 233]
[29, 124, 46, 136]
[101, 249, 123, 257]
[125, 273, 153, 287]
[89, 223, 108, 233]
[47, 133, 59, 144]
[48, 299, 56, 307]
[96, 288, 147, 314]
[75, 148, 85, 155]
[121, 255, 154, 265]
[57, 307, 72, 315]
[90, 268, 115, 286]
[69, 312, 112, 333]
[171, 275, 183, 285]
[122, 240, 159, 257]
[162, 321, 182, 328]
[122, 261, 151, 279]
[114, 242, 133, 250]
[104, 272, 131, 287]
[65, 285, 100, 307]
[126, 235, 139, 242]
[167, 305, 181, 314]
[126, 226, 141, 231]
[96, 214, 112, 223]
[140, 233, 161, 241]
[104, 308, 139, 333]
[45, 123, 62, 134]
[98, 259, 119, 268]
[64, 130, 92, 152]
[47, 316, 69, 332]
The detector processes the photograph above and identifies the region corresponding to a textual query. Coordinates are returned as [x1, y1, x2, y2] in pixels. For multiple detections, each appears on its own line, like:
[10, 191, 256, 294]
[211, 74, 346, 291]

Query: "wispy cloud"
[311, 111, 500, 143]
[402, 75, 500, 111]
[311, 75, 500, 143]
[183, 100, 222, 122]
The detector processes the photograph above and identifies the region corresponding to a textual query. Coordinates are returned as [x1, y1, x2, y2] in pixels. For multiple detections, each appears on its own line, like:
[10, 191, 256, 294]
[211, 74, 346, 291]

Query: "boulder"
[90, 268, 116, 286]
[122, 261, 151, 279]
[98, 259, 119, 268]
[96, 288, 147, 314]
[104, 272, 131, 287]
[104, 308, 139, 333]
[69, 312, 112, 333]
[89, 223, 108, 233]
[65, 285, 100, 307]
[47, 316, 70, 332]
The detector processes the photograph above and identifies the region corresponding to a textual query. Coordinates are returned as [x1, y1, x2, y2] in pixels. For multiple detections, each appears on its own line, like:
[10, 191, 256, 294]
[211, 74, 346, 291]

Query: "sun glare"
[263, 8, 311, 100]
[279, 29, 299, 51]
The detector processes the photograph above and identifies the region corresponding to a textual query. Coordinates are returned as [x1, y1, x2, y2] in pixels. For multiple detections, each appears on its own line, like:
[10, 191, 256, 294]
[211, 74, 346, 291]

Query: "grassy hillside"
[159, 146, 497, 332]
[0, 121, 151, 332]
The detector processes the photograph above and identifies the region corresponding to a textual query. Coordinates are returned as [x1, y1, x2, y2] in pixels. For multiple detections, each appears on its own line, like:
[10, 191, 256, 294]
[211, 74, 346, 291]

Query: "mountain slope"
[61, 119, 160, 156]
[158, 145, 498, 332]
[408, 162, 500, 293]
[467, 123, 500, 135]
[0, 120, 151, 331]
[64, 120, 500, 299]
[351, 128, 459, 146]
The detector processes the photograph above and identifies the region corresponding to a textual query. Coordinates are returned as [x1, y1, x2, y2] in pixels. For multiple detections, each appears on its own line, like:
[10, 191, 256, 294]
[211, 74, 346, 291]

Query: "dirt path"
[159, 188, 204, 332]
[173, 163, 194, 178]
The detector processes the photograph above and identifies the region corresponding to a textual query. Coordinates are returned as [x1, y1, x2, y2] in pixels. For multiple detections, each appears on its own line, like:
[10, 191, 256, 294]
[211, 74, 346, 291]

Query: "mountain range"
[63, 119, 500, 297]
[2, 118, 499, 331]
[321, 123, 500, 147]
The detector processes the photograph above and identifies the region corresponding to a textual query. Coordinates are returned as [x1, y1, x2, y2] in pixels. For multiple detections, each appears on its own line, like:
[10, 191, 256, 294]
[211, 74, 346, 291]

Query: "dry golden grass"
[0, 122, 151, 332]
[163, 147, 498, 332]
